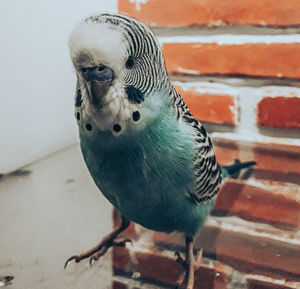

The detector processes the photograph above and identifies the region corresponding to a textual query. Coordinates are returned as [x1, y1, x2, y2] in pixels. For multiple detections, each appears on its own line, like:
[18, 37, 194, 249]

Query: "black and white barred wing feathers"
[171, 88, 222, 204]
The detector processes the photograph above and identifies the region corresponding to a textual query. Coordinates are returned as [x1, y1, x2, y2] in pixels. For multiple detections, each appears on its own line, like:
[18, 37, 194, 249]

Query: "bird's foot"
[64, 237, 132, 268]
[64, 218, 131, 269]
[175, 248, 203, 289]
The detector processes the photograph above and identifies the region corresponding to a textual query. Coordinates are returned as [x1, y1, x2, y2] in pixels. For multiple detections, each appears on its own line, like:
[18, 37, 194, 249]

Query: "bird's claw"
[64, 238, 132, 269]
[88, 244, 109, 266]
[64, 255, 80, 269]
[89, 253, 100, 266]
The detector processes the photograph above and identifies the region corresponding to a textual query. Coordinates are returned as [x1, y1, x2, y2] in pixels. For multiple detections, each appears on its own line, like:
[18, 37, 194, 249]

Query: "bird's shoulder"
[170, 87, 223, 204]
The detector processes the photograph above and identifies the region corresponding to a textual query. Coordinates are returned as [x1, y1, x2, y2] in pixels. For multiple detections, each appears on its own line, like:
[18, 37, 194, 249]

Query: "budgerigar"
[65, 14, 255, 289]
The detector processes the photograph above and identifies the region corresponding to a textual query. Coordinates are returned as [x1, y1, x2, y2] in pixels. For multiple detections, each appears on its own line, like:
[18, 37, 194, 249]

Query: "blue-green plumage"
[79, 91, 214, 236]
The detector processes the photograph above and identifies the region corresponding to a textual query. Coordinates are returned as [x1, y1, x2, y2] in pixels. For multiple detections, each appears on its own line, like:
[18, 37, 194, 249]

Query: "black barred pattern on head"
[86, 14, 170, 96]
[170, 87, 222, 204]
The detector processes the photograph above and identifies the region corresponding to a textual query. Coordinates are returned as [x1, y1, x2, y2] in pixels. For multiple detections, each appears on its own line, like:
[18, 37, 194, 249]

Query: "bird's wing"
[171, 87, 222, 204]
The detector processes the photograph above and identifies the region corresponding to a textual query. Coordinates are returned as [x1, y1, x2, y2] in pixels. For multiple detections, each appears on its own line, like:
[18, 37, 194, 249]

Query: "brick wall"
[113, 1, 300, 288]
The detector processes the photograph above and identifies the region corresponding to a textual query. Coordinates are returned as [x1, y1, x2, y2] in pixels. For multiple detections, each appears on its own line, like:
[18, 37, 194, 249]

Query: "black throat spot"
[125, 85, 145, 104]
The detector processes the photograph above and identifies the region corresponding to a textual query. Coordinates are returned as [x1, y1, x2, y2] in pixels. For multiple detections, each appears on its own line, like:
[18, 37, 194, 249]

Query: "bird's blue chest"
[78, 112, 214, 235]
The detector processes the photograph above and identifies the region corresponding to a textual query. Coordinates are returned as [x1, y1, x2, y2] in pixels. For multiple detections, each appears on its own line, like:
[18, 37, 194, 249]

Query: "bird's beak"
[81, 65, 114, 108]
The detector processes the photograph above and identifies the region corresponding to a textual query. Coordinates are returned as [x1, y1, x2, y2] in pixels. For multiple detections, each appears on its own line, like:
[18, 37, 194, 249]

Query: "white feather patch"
[69, 19, 128, 78]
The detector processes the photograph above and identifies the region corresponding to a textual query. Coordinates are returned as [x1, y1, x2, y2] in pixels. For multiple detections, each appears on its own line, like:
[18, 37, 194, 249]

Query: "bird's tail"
[221, 159, 256, 179]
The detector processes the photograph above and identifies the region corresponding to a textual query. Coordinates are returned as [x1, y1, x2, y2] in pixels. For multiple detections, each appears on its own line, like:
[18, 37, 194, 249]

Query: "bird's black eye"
[126, 56, 135, 69]
[81, 67, 87, 72]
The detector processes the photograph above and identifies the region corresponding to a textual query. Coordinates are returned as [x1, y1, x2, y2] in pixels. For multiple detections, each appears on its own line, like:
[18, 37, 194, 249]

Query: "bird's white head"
[69, 13, 170, 135]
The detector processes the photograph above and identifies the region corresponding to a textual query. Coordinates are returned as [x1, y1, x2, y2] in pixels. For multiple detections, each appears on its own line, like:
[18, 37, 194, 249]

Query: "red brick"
[214, 180, 300, 229]
[113, 246, 232, 288]
[247, 278, 299, 289]
[212, 226, 300, 279]
[113, 277, 167, 289]
[113, 245, 300, 288]
[112, 280, 128, 289]
[175, 85, 237, 125]
[163, 43, 300, 79]
[214, 138, 300, 178]
[253, 143, 300, 177]
[113, 246, 132, 272]
[135, 249, 183, 284]
[118, 0, 300, 27]
[152, 223, 300, 281]
[257, 96, 300, 128]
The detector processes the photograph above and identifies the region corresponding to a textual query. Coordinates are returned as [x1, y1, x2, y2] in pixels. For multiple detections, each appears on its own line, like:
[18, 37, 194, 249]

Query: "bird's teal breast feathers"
[79, 97, 214, 236]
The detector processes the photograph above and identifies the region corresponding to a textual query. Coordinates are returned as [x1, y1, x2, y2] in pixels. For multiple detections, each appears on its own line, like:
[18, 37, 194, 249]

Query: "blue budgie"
[65, 14, 255, 289]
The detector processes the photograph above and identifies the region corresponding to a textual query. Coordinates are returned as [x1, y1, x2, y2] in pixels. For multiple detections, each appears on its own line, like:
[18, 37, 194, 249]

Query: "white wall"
[0, 0, 117, 173]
